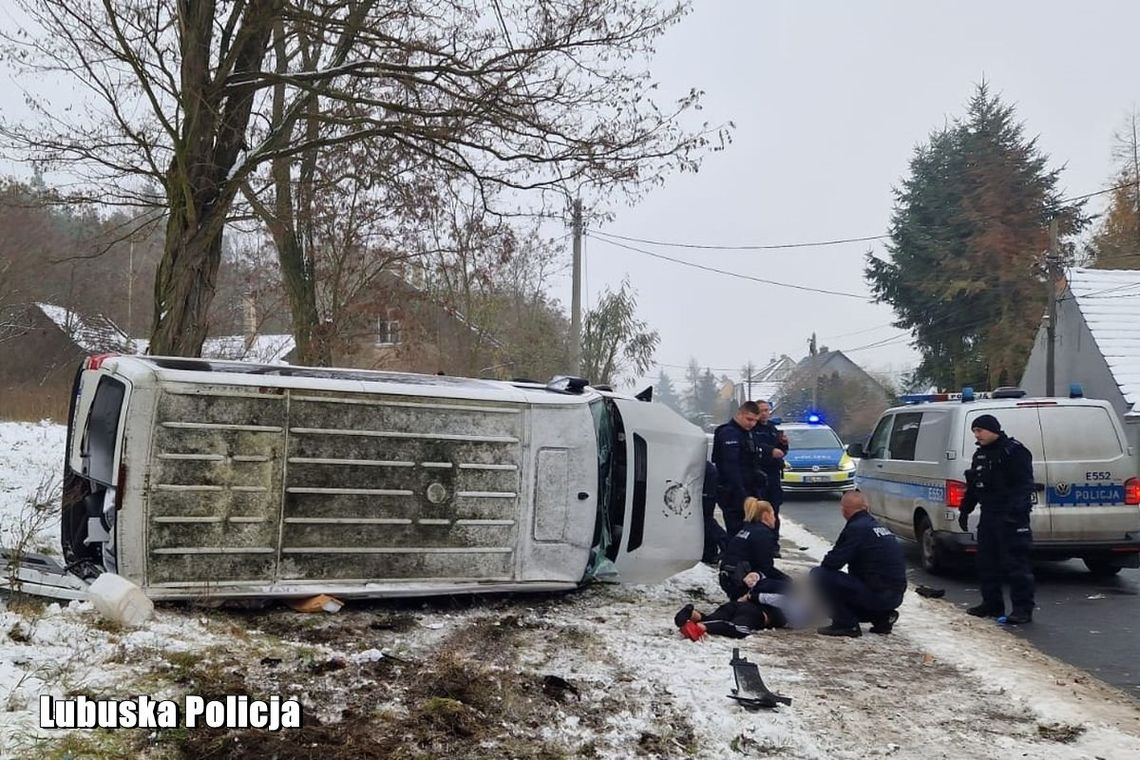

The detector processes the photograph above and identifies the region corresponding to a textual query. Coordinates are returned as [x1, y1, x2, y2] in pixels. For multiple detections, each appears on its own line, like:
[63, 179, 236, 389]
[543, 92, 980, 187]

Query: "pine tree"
[654, 371, 684, 413]
[866, 83, 1086, 389]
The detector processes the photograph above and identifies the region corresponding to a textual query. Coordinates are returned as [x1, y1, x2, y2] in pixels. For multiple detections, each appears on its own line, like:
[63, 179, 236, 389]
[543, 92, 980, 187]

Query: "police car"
[849, 386, 1140, 576]
[779, 417, 857, 494]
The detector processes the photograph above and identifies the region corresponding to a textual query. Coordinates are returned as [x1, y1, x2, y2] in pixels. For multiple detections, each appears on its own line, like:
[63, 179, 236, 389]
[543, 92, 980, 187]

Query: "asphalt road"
[780, 493, 1140, 701]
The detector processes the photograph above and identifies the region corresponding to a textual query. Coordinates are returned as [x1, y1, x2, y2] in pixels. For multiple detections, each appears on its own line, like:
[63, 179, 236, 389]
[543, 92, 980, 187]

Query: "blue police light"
[806, 413, 822, 424]
[961, 386, 975, 402]
[1069, 383, 1083, 399]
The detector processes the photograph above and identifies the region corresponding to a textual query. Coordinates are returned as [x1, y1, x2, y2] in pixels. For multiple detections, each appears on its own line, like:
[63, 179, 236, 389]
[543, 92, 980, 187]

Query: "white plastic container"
[87, 573, 154, 627]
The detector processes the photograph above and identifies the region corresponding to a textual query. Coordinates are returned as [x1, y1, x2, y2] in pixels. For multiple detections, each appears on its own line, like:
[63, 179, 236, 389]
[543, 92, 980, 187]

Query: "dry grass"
[0, 385, 69, 422]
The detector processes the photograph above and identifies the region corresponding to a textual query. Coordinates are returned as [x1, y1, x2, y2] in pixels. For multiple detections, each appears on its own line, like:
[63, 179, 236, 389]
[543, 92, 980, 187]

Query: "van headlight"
[840, 454, 856, 472]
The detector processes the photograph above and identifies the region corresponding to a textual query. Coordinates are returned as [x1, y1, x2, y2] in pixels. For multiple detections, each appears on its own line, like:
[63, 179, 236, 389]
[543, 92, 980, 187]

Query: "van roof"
[101, 355, 601, 406]
[884, 396, 1110, 414]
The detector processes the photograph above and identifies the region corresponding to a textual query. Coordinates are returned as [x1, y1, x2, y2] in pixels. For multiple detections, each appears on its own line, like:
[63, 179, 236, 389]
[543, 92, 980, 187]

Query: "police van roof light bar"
[900, 386, 1029, 405]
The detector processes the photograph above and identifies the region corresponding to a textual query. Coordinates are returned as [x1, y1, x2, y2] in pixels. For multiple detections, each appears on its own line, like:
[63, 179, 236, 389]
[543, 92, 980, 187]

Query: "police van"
[2, 355, 707, 600]
[779, 419, 857, 494]
[848, 387, 1140, 576]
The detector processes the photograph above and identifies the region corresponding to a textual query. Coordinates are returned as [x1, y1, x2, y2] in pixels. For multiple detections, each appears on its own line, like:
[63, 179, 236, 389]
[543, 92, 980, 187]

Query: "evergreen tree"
[683, 360, 723, 430]
[866, 83, 1086, 389]
[654, 370, 684, 413]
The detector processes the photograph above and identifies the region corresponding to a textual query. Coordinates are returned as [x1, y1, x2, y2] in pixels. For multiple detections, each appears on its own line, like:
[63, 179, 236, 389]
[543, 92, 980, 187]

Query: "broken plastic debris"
[286, 594, 344, 614]
[351, 648, 385, 663]
[727, 648, 791, 710]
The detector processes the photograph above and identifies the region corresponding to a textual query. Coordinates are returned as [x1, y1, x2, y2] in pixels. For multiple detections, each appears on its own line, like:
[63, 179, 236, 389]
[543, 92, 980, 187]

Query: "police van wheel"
[916, 515, 946, 575]
[1082, 558, 1122, 577]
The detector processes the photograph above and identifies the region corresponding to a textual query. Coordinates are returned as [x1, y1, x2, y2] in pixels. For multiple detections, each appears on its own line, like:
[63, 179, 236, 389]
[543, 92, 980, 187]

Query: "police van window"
[887, 412, 922, 461]
[81, 376, 126, 485]
[1038, 406, 1124, 462]
[866, 415, 893, 459]
[965, 408, 1044, 461]
[913, 412, 950, 463]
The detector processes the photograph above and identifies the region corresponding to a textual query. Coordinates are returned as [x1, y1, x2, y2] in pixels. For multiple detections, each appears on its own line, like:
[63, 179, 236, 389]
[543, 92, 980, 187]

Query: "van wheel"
[916, 514, 946, 575]
[1082, 558, 1122, 577]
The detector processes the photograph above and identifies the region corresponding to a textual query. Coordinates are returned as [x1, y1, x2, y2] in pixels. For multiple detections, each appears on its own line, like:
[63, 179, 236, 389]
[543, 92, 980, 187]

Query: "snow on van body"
[37, 356, 706, 600]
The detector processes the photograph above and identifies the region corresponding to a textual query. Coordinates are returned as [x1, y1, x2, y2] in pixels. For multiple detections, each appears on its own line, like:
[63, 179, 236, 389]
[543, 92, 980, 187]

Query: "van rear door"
[1036, 404, 1139, 541]
[962, 407, 1050, 538]
[606, 397, 705, 583]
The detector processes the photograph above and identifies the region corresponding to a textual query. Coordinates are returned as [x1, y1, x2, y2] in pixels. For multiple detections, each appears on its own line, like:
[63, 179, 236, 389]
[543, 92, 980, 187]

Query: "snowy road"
[782, 494, 1140, 701]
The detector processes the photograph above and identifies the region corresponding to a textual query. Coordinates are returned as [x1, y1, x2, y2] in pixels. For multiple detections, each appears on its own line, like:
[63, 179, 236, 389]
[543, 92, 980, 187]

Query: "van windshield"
[785, 427, 842, 449]
[587, 398, 626, 578]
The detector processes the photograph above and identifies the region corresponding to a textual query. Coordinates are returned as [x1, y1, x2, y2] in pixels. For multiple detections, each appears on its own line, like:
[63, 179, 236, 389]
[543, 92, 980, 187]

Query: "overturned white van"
[8, 355, 706, 600]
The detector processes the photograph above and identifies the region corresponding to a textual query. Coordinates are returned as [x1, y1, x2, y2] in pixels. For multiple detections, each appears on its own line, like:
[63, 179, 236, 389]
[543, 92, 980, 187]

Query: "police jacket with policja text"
[721, 522, 789, 582]
[961, 433, 1034, 515]
[711, 420, 766, 504]
[820, 511, 906, 598]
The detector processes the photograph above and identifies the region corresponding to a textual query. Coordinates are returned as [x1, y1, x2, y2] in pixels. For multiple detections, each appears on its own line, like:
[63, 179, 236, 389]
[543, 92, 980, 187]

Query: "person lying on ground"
[719, 497, 790, 601]
[673, 598, 786, 640]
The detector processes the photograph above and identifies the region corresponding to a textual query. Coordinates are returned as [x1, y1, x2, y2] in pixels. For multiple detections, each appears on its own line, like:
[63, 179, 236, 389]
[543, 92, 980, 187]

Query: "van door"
[63, 370, 131, 571]
[962, 407, 1050, 539]
[858, 414, 896, 527]
[606, 397, 705, 583]
[1037, 404, 1138, 541]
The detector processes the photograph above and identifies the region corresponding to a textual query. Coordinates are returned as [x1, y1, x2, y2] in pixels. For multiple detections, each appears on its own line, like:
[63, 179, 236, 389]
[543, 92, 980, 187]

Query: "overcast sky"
[566, 0, 1140, 393]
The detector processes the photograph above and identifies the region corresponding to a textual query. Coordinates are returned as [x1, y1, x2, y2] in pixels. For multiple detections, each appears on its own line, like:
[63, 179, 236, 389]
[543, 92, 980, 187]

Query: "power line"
[588, 228, 888, 251]
[587, 180, 1134, 256]
[585, 232, 872, 300]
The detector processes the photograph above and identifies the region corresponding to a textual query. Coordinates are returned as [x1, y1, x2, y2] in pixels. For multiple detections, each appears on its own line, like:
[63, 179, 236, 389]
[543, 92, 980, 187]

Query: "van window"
[887, 412, 922, 461]
[81, 376, 126, 485]
[964, 408, 1044, 461]
[866, 415, 893, 459]
[1038, 406, 1124, 461]
[913, 412, 950, 463]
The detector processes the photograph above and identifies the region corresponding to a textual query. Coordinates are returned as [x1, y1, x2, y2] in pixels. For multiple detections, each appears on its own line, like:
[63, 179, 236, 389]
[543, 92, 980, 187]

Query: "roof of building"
[1067, 267, 1140, 409]
[131, 334, 296, 365]
[34, 302, 131, 353]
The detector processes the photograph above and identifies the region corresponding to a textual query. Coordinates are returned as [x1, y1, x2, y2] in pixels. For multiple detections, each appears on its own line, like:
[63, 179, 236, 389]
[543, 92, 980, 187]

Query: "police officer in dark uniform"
[811, 490, 907, 637]
[958, 413, 1036, 624]
[718, 497, 790, 601]
[750, 400, 789, 537]
[711, 401, 767, 536]
[701, 461, 727, 564]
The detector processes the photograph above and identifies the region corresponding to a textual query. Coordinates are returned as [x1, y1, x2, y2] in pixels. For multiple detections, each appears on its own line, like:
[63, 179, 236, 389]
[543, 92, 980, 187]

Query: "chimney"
[242, 293, 257, 353]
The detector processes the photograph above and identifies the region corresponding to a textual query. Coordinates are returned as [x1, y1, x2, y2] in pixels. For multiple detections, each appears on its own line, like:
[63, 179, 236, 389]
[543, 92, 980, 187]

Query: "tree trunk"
[277, 230, 331, 366]
[149, 207, 224, 356]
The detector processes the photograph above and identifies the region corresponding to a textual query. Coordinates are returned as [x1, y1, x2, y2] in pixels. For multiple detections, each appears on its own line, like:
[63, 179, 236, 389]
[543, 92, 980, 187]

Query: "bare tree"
[2, 0, 728, 358]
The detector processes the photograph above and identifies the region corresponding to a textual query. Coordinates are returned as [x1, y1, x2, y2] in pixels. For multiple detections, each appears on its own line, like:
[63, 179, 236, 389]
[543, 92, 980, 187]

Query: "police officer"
[811, 490, 906, 637]
[711, 401, 767, 536]
[701, 461, 727, 564]
[718, 497, 790, 601]
[751, 400, 789, 537]
[958, 413, 1036, 624]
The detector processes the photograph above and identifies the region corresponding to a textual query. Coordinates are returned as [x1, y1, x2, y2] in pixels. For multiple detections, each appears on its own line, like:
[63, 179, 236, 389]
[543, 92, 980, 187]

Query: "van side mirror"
[846, 442, 865, 459]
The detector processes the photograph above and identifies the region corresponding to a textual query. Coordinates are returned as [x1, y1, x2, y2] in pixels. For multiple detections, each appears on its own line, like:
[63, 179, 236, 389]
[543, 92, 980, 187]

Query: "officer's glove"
[957, 505, 974, 532]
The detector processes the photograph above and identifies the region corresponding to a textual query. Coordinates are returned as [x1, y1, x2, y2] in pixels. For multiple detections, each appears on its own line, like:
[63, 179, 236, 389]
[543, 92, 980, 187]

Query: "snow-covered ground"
[2, 420, 1140, 759]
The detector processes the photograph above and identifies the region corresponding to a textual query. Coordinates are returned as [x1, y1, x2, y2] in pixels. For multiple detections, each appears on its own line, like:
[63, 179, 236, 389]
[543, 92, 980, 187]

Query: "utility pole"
[1045, 217, 1059, 397]
[570, 198, 583, 375]
[126, 239, 135, 354]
